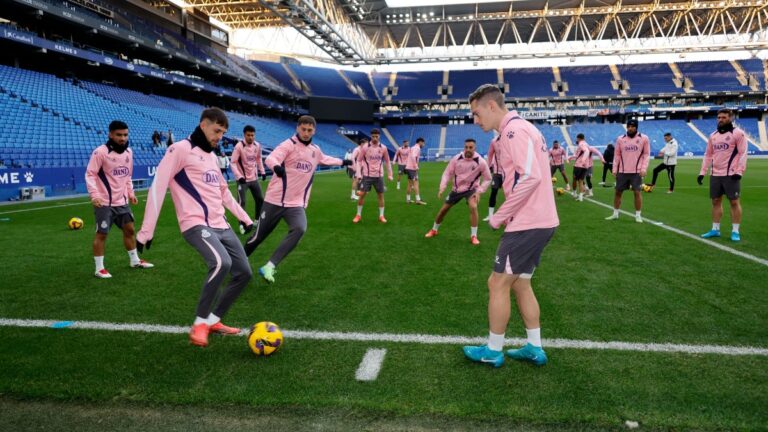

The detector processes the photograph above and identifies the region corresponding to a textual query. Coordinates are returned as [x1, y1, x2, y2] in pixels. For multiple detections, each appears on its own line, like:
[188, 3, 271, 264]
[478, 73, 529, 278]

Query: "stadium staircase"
[381, 127, 399, 149]
[609, 65, 628, 96]
[336, 70, 363, 99]
[687, 122, 710, 143]
[438, 125, 447, 156]
[668, 63, 692, 93]
[758, 119, 768, 150]
[552, 66, 567, 97]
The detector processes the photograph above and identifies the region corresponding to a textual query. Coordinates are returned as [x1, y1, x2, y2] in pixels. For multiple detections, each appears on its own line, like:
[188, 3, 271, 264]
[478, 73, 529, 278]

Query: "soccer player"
[549, 140, 570, 189]
[424, 139, 491, 244]
[483, 136, 503, 222]
[462, 84, 559, 368]
[649, 132, 678, 193]
[353, 129, 393, 223]
[600, 143, 614, 186]
[230, 125, 267, 234]
[394, 139, 410, 190]
[348, 138, 366, 200]
[405, 137, 427, 205]
[605, 119, 650, 223]
[582, 140, 606, 198]
[136, 108, 254, 347]
[698, 109, 748, 241]
[86, 120, 153, 279]
[244, 115, 352, 283]
[569, 133, 596, 202]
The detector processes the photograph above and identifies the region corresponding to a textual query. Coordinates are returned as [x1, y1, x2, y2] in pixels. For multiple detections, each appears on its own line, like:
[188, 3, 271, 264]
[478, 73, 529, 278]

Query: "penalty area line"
[0, 318, 767, 357]
[585, 197, 768, 268]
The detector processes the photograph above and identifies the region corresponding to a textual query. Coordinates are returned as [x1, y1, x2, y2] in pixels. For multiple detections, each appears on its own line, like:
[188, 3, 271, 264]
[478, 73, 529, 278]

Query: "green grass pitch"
[0, 159, 766, 430]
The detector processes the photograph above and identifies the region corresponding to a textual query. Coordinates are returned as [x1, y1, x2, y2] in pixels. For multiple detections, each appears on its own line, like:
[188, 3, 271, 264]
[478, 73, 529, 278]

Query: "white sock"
[357, 205, 363, 216]
[127, 248, 140, 265]
[488, 208, 494, 218]
[416, 195, 421, 201]
[578, 193, 583, 198]
[406, 194, 411, 201]
[613, 209, 619, 217]
[193, 316, 207, 326]
[635, 211, 641, 217]
[94, 256, 104, 272]
[732, 223, 740, 233]
[470, 226, 478, 236]
[351, 189, 356, 196]
[488, 331, 505, 351]
[206, 313, 220, 326]
[713, 222, 721, 231]
[379, 207, 385, 217]
[265, 261, 275, 269]
[526, 328, 542, 347]
[396, 183, 400, 189]
[432, 223, 440, 231]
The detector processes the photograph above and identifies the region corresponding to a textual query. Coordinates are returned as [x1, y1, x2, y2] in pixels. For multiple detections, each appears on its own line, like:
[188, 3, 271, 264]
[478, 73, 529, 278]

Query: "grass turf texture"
[0, 159, 766, 430]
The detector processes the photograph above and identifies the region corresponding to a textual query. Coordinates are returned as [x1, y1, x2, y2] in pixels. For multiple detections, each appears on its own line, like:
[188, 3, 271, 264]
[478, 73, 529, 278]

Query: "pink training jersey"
[486, 138, 502, 176]
[357, 141, 392, 179]
[585, 146, 605, 168]
[406, 145, 422, 170]
[263, 135, 344, 208]
[549, 147, 567, 166]
[440, 151, 492, 194]
[137, 137, 253, 241]
[85, 142, 136, 207]
[699, 127, 748, 177]
[613, 133, 650, 175]
[230, 140, 265, 181]
[395, 146, 410, 164]
[489, 111, 560, 233]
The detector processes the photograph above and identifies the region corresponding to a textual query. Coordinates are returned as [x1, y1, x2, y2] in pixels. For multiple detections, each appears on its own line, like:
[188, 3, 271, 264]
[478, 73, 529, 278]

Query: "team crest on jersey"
[725, 136, 731, 141]
[507, 131, 515, 139]
[203, 170, 220, 185]
[295, 160, 313, 173]
[112, 166, 130, 177]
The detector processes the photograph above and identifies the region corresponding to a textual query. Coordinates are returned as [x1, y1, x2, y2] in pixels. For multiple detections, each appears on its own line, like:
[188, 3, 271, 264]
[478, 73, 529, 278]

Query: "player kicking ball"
[424, 138, 491, 245]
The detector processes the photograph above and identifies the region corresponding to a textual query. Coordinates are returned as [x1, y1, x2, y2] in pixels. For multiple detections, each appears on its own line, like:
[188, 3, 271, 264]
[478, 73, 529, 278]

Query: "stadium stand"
[445, 124, 496, 154]
[676, 61, 749, 93]
[617, 63, 678, 94]
[448, 69, 499, 101]
[385, 124, 442, 153]
[289, 64, 357, 98]
[344, 70, 378, 100]
[504, 67, 558, 98]
[392, 72, 443, 101]
[559, 65, 616, 97]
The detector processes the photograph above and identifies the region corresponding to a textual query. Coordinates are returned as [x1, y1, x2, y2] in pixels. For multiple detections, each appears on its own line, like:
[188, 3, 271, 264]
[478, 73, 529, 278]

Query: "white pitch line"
[355, 348, 387, 381]
[585, 197, 768, 267]
[1, 318, 766, 357]
[0, 193, 150, 215]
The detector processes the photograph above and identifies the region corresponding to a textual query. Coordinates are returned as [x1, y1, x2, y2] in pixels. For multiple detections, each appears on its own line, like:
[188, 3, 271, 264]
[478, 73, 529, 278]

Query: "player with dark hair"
[394, 140, 410, 190]
[424, 139, 491, 244]
[231, 124, 267, 234]
[86, 120, 153, 279]
[462, 84, 559, 368]
[136, 107, 254, 347]
[600, 143, 614, 186]
[483, 136, 503, 222]
[549, 140, 570, 189]
[244, 115, 352, 283]
[698, 109, 748, 241]
[605, 119, 650, 223]
[405, 137, 427, 205]
[353, 129, 393, 223]
[649, 132, 678, 193]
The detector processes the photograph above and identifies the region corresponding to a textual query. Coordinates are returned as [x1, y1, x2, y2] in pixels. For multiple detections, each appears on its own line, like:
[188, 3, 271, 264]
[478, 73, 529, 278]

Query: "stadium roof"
[184, 0, 768, 65]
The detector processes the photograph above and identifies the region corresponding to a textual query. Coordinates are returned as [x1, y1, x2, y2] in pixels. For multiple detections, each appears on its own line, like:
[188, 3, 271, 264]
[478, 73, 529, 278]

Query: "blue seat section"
[568, 122, 626, 148]
[343, 70, 377, 100]
[289, 64, 357, 98]
[252, 61, 302, 94]
[618, 63, 677, 94]
[371, 71, 392, 99]
[639, 120, 707, 155]
[676, 61, 747, 92]
[504, 68, 557, 98]
[739, 59, 766, 89]
[449, 69, 498, 101]
[560, 66, 615, 96]
[734, 117, 761, 145]
[392, 72, 443, 101]
[535, 124, 567, 149]
[445, 124, 495, 155]
[385, 124, 442, 154]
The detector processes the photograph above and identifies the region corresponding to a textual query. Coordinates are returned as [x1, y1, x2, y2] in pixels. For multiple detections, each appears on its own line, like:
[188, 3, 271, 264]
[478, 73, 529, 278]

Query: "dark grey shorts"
[346, 167, 355, 178]
[573, 167, 588, 181]
[550, 164, 565, 176]
[710, 176, 741, 200]
[94, 204, 134, 234]
[360, 176, 385, 193]
[615, 173, 643, 191]
[491, 173, 503, 189]
[398, 164, 406, 175]
[406, 169, 419, 180]
[493, 228, 556, 278]
[445, 189, 476, 205]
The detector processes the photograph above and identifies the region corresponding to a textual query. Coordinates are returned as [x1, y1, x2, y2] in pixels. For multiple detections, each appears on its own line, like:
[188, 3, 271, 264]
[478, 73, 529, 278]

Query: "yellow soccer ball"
[247, 321, 284, 356]
[68, 217, 84, 230]
[551, 176, 558, 184]
[556, 187, 565, 196]
[642, 184, 652, 193]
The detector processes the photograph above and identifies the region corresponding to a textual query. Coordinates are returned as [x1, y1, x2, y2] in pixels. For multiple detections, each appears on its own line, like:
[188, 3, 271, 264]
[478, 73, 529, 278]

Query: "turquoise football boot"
[505, 343, 548, 366]
[462, 345, 504, 368]
[700, 229, 721, 239]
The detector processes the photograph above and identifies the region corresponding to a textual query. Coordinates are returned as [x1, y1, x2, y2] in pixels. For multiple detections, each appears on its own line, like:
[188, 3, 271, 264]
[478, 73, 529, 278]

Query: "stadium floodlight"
[386, 0, 510, 6]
